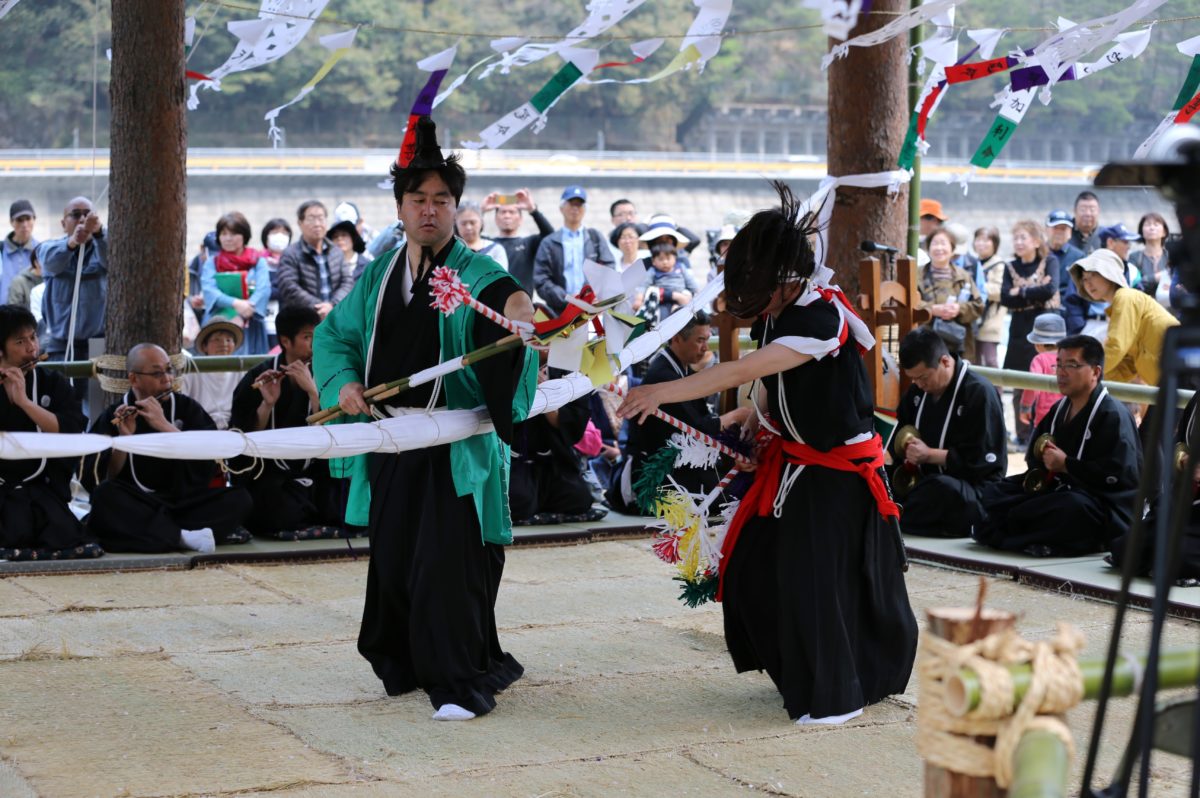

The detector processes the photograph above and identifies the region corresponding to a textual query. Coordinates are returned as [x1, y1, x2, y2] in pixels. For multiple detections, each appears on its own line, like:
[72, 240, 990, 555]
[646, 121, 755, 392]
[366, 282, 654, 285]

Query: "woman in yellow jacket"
[1069, 248, 1179, 385]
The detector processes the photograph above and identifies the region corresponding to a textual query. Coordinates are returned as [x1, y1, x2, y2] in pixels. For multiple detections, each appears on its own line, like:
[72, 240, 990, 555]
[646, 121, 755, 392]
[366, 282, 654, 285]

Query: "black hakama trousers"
[900, 474, 987, 538]
[509, 458, 594, 522]
[87, 480, 253, 553]
[0, 482, 93, 551]
[360, 445, 522, 715]
[1110, 500, 1200, 580]
[975, 477, 1108, 556]
[721, 465, 917, 720]
[243, 463, 342, 536]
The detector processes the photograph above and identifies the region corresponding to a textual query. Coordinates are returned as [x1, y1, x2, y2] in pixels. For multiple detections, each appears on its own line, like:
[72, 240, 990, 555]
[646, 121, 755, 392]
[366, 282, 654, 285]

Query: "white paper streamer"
[803, 0, 865, 42]
[822, 0, 962, 71]
[189, 0, 330, 110]
[263, 27, 357, 145]
[0, 0, 21, 20]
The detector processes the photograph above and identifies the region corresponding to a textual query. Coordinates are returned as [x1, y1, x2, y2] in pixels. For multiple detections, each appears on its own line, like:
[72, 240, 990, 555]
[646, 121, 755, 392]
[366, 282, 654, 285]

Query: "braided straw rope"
[916, 622, 1086, 788]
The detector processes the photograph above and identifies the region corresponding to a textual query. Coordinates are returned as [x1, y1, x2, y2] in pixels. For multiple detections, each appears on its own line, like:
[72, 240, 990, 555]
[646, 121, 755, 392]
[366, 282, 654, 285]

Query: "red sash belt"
[715, 432, 899, 601]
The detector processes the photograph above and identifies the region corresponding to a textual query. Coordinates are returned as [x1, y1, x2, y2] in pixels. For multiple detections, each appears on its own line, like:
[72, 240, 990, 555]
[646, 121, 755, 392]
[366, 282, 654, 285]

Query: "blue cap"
[1099, 223, 1139, 244]
[1045, 209, 1073, 228]
[560, 185, 588, 203]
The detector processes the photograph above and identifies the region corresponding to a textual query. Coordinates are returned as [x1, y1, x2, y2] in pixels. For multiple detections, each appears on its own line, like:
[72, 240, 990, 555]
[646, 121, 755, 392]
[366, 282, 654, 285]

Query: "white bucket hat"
[1069, 248, 1128, 300]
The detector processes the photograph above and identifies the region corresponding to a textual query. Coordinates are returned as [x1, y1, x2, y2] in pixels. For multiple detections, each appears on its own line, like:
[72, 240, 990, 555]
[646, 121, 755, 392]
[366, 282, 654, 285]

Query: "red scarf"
[215, 248, 263, 273]
[715, 433, 898, 601]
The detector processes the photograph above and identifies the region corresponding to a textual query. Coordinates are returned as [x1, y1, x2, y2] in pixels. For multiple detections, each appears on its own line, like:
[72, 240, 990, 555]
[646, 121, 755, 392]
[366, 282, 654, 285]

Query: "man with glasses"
[83, 343, 252, 554]
[277, 200, 350, 319]
[892, 327, 1007, 538]
[975, 334, 1141, 557]
[36, 197, 108, 405]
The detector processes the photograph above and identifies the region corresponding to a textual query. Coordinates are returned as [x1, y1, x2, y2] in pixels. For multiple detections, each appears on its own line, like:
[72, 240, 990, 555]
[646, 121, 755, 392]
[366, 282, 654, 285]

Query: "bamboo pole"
[1008, 730, 1070, 798]
[305, 334, 523, 426]
[948, 648, 1199, 717]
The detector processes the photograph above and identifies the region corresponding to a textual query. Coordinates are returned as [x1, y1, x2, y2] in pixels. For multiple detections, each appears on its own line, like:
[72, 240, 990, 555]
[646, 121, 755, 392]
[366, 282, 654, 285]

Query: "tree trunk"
[825, 0, 911, 293]
[106, 0, 187, 402]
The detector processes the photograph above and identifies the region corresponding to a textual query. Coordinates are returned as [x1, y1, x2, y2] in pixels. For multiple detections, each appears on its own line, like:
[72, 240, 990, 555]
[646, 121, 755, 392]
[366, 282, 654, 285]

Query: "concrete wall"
[5, 171, 1178, 268]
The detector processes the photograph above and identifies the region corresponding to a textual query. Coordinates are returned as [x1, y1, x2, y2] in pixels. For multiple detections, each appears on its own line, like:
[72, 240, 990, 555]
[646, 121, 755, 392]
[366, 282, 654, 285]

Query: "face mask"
[267, 233, 290, 252]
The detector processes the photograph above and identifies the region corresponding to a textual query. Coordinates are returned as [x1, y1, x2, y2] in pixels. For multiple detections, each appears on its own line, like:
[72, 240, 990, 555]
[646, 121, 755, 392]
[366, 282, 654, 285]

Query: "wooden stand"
[925, 606, 1017, 798]
[856, 255, 928, 413]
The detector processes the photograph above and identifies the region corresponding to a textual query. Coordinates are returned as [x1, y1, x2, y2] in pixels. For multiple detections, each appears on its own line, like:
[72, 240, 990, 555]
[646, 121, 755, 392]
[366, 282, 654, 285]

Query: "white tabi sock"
[796, 707, 863, 726]
[179, 527, 216, 554]
[432, 703, 476, 722]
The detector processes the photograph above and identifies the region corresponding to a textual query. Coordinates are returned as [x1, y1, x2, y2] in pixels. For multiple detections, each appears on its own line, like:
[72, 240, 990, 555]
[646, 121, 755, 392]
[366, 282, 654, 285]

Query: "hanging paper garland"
[189, 0, 330, 110]
[802, 0, 870, 42]
[477, 0, 648, 80]
[968, 28, 1152, 170]
[585, 0, 731, 86]
[1134, 34, 1200, 158]
[462, 48, 598, 150]
[264, 28, 358, 146]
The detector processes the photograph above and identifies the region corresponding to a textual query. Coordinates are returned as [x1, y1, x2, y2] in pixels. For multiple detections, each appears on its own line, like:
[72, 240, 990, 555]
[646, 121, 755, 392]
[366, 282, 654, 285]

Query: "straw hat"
[195, 317, 244, 351]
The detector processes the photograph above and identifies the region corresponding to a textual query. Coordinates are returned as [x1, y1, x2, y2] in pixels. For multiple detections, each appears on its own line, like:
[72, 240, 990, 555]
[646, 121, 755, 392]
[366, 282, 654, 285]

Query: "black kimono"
[83, 391, 252, 553]
[620, 348, 729, 512]
[358, 242, 528, 717]
[1110, 392, 1200, 579]
[229, 355, 343, 538]
[722, 298, 917, 721]
[891, 358, 1006, 538]
[0, 367, 98, 559]
[976, 383, 1140, 556]
[509, 389, 599, 524]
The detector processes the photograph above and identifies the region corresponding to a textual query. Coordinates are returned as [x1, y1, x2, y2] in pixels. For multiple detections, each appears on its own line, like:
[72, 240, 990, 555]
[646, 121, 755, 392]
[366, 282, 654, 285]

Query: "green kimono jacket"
[312, 240, 538, 544]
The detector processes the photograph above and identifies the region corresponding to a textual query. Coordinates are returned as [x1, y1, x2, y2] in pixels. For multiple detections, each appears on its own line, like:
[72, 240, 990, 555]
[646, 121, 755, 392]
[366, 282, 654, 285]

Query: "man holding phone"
[484, 188, 553, 295]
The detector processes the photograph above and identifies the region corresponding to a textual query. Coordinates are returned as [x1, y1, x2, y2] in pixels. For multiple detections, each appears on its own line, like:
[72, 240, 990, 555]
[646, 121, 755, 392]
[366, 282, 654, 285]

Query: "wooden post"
[825, 0, 910, 293]
[107, 0, 187, 403]
[925, 606, 1017, 798]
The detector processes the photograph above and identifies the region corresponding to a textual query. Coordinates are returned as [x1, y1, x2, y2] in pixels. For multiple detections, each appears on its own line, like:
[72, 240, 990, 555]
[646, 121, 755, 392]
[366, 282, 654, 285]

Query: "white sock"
[432, 703, 476, 722]
[796, 708, 863, 726]
[180, 527, 216, 554]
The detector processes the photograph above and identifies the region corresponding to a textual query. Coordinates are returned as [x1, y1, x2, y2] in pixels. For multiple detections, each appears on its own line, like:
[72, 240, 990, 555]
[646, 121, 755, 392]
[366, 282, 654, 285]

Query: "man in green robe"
[313, 116, 538, 721]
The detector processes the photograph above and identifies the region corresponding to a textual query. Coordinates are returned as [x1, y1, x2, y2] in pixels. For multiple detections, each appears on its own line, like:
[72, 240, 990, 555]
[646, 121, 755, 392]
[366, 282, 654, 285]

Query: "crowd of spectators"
[0, 186, 1191, 578]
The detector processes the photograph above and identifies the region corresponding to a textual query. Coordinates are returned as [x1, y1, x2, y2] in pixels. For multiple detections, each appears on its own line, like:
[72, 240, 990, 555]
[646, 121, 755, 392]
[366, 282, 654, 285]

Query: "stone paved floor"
[0, 540, 1195, 797]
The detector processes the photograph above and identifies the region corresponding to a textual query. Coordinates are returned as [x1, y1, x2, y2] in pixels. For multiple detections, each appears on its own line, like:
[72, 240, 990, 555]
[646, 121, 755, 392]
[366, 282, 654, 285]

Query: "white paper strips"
[189, 0, 330, 110]
[0, 0, 21, 20]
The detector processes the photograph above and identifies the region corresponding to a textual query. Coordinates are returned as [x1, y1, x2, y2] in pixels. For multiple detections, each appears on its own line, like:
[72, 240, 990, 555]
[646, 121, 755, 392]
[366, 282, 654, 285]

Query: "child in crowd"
[1019, 312, 1066, 428]
[642, 243, 697, 323]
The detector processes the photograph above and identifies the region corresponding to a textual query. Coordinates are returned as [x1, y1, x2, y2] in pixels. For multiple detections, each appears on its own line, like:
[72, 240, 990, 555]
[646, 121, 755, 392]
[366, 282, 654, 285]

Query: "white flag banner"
[803, 0, 865, 42]
[264, 27, 358, 144]
[189, 0, 330, 110]
[0, 0, 21, 20]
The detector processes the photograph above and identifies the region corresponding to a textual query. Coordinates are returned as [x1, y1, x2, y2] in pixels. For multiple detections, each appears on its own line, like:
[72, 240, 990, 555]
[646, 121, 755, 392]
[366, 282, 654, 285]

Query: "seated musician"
[83, 343, 253, 553]
[607, 311, 750, 514]
[509, 363, 607, 525]
[1110, 391, 1200, 582]
[975, 334, 1140, 557]
[892, 327, 1006, 538]
[229, 305, 346, 539]
[0, 305, 99, 560]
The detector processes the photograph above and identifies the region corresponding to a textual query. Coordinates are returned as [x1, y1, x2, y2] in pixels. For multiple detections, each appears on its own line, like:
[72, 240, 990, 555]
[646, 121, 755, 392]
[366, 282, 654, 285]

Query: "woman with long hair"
[1001, 219, 1060, 443]
[200, 211, 272, 355]
[617, 181, 916, 724]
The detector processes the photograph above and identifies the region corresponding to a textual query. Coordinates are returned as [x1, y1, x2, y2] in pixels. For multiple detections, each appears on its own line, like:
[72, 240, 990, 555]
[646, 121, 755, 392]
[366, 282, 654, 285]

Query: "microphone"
[861, 240, 900, 254]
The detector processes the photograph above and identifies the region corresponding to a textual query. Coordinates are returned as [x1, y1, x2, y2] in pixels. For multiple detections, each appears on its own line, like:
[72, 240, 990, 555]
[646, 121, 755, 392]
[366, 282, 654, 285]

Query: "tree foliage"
[0, 0, 1196, 149]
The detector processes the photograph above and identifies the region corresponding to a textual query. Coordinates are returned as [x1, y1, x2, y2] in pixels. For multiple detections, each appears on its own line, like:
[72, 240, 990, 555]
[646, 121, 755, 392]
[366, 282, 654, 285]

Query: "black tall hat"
[398, 115, 447, 170]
